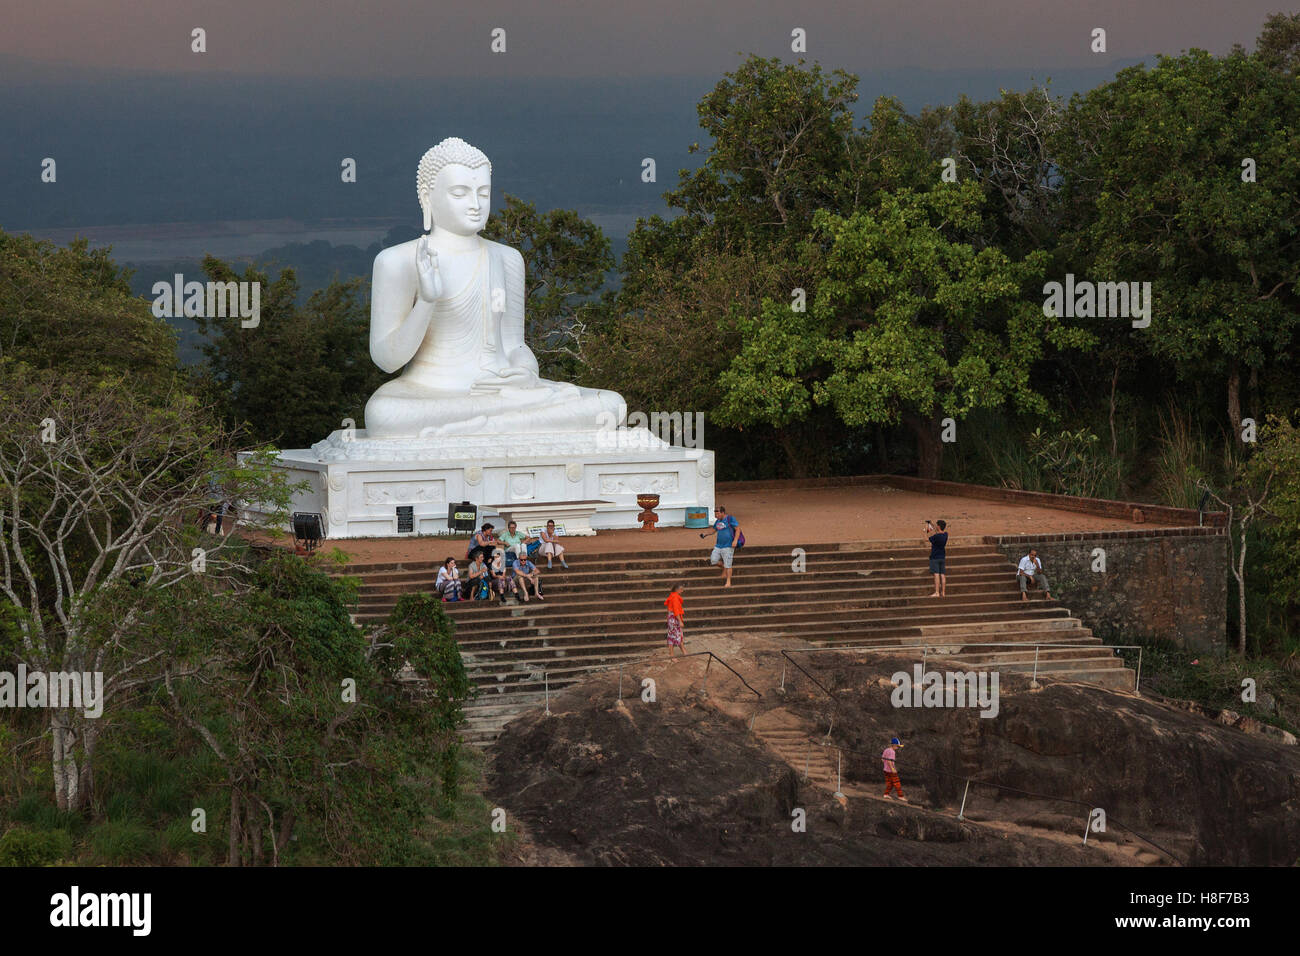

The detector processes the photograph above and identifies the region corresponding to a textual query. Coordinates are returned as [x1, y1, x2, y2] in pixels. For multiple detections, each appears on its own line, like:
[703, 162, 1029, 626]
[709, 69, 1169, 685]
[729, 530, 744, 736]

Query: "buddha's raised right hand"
[416, 235, 443, 302]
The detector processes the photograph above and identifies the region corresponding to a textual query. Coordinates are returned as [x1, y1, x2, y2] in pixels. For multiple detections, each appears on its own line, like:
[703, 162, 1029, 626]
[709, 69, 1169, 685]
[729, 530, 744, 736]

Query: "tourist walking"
[882, 736, 907, 802]
[925, 519, 948, 598]
[700, 505, 741, 588]
[665, 583, 686, 657]
[1017, 548, 1054, 601]
[539, 519, 568, 569]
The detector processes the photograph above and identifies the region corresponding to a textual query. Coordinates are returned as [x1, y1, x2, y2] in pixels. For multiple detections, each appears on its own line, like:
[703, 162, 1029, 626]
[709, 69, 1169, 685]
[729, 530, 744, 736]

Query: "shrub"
[0, 827, 73, 866]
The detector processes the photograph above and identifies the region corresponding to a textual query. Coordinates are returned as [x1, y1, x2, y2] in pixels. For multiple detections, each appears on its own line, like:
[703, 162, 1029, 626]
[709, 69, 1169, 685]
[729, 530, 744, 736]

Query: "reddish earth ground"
[247, 484, 1184, 564]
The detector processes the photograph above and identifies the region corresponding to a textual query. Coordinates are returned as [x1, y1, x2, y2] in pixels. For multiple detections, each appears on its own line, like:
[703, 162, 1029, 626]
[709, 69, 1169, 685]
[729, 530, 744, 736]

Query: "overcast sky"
[3, 0, 1287, 77]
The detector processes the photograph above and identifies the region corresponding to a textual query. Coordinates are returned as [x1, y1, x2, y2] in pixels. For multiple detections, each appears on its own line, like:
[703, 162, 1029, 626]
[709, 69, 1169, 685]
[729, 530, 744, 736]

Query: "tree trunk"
[1108, 364, 1120, 459]
[905, 412, 944, 479]
[1237, 527, 1249, 655]
[1228, 359, 1242, 443]
[777, 428, 811, 479]
[228, 788, 242, 867]
[50, 711, 88, 811]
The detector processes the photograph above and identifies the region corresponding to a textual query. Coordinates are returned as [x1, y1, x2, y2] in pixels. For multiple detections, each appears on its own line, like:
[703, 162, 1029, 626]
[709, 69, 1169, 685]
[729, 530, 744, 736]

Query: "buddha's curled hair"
[417, 137, 491, 204]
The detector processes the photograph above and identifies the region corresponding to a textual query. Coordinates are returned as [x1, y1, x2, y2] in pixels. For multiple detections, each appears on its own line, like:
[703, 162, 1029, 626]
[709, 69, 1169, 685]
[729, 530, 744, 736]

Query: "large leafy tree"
[0, 231, 178, 397]
[0, 362, 292, 811]
[587, 57, 955, 474]
[715, 184, 1089, 477]
[191, 257, 385, 448]
[1055, 48, 1300, 442]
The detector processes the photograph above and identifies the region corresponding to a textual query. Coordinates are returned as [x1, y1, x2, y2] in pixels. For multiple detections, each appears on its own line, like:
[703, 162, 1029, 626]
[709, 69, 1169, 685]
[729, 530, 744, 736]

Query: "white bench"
[490, 499, 610, 537]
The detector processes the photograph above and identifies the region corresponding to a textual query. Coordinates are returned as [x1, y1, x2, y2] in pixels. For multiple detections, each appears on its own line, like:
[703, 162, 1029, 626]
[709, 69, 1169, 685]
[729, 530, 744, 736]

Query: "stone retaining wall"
[990, 528, 1227, 655]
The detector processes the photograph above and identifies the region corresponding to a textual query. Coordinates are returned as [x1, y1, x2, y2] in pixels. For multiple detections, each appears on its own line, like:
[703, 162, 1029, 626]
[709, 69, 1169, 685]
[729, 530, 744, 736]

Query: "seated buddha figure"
[363, 137, 625, 439]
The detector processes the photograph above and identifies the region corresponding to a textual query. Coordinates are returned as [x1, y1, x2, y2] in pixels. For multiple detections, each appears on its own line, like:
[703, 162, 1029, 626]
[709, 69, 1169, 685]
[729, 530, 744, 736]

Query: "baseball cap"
[891, 737, 902, 746]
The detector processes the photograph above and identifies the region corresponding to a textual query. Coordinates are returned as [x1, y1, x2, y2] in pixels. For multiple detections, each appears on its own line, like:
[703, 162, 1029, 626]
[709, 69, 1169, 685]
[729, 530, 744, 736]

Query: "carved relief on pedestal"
[566, 463, 583, 483]
[598, 473, 680, 495]
[465, 466, 483, 486]
[509, 472, 535, 500]
[362, 481, 447, 506]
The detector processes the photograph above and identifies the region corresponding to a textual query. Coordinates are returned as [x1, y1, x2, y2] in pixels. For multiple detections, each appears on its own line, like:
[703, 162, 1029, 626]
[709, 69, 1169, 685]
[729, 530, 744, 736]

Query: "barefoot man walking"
[700, 506, 740, 589]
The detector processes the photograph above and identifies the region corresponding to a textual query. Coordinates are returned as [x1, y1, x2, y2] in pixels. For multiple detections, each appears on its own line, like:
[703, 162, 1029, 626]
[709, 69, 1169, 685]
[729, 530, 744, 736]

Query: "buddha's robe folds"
[364, 237, 624, 438]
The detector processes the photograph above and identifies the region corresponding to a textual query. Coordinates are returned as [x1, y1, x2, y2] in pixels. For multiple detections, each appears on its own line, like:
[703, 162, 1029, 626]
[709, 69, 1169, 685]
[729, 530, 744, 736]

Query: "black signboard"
[448, 501, 477, 532]
[396, 505, 414, 533]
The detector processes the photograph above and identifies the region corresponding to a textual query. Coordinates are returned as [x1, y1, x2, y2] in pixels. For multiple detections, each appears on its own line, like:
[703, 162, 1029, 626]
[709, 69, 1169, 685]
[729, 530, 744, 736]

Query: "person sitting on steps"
[1017, 548, 1054, 601]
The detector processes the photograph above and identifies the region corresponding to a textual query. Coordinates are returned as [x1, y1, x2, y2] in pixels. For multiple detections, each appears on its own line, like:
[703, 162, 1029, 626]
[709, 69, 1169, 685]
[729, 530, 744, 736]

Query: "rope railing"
[776, 645, 1182, 865]
[782, 641, 1145, 696]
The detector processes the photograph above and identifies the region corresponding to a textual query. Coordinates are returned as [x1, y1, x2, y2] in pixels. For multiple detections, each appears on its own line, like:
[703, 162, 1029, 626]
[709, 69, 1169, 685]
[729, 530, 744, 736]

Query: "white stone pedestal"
[241, 427, 715, 540]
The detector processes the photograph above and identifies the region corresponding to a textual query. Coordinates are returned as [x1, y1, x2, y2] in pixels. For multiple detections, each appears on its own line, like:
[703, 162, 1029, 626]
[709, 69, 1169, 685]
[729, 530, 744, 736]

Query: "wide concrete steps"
[336, 541, 1135, 741]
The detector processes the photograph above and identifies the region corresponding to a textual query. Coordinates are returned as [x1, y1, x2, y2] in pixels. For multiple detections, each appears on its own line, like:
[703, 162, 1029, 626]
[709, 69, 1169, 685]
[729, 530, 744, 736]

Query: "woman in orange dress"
[665, 583, 686, 656]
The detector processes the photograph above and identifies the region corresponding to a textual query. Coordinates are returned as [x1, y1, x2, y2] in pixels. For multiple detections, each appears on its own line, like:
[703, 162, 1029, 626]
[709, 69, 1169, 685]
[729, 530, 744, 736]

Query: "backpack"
[736, 530, 745, 548]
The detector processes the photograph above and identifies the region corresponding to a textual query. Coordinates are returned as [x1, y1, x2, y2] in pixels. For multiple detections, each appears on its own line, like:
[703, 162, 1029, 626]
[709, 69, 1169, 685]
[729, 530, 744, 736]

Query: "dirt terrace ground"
[288, 484, 1183, 564]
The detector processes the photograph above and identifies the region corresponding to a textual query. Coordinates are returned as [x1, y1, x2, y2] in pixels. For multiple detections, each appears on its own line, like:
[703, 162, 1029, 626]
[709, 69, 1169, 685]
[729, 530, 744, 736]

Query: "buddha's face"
[426, 163, 490, 235]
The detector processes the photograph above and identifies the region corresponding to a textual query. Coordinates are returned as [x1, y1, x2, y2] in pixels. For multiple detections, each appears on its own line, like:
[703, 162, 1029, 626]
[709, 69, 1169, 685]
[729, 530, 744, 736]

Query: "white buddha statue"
[362, 137, 625, 439]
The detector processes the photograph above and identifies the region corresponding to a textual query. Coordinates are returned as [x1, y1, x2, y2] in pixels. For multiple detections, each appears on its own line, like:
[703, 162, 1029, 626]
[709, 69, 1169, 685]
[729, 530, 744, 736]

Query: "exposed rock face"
[816, 658, 1300, 866]
[486, 642, 1300, 867]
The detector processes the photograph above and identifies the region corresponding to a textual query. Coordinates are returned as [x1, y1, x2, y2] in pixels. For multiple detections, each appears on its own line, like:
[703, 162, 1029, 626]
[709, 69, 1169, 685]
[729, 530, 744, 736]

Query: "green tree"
[191, 257, 386, 447]
[0, 362, 294, 811]
[0, 231, 178, 397]
[1055, 48, 1300, 443]
[715, 184, 1089, 477]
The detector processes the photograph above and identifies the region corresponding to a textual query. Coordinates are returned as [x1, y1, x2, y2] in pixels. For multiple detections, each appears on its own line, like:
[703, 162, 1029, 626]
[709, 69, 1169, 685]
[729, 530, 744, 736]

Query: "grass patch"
[1120, 637, 1300, 736]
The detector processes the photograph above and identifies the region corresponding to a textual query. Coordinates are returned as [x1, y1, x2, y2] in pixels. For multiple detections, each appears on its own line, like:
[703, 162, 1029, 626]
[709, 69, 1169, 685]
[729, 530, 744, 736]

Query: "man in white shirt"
[1017, 549, 1053, 601]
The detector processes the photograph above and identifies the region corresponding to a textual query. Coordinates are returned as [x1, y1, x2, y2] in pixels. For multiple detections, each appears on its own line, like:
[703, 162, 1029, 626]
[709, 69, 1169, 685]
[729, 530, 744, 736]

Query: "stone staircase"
[339, 541, 1134, 745]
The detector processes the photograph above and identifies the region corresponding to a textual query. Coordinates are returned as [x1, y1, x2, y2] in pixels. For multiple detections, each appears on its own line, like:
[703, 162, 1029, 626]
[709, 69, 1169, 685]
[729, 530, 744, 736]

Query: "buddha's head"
[417, 137, 492, 235]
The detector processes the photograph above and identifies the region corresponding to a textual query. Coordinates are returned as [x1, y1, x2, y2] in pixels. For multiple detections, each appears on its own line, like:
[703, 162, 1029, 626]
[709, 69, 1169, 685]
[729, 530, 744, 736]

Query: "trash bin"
[448, 501, 478, 533]
[684, 505, 710, 529]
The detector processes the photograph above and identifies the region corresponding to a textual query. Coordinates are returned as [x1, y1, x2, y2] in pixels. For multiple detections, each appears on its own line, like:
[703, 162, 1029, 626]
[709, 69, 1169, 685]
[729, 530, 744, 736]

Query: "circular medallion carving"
[465, 466, 483, 486]
[566, 463, 583, 483]
[328, 472, 346, 492]
[698, 457, 714, 478]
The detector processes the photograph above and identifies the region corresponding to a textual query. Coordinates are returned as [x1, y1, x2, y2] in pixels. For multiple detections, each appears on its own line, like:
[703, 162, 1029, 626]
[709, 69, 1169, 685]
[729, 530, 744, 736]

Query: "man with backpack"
[699, 505, 742, 588]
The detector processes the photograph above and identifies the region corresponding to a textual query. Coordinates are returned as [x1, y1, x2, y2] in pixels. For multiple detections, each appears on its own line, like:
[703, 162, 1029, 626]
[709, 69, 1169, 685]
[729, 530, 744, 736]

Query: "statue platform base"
[241, 428, 716, 540]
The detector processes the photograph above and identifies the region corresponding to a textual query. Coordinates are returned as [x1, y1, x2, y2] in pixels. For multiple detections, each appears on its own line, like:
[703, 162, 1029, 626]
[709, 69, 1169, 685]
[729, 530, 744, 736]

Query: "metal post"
[833, 748, 845, 801]
[779, 663, 786, 692]
[1031, 644, 1041, 689]
[544, 671, 551, 717]
[618, 664, 623, 702]
[823, 715, 834, 743]
[1135, 648, 1143, 697]
[957, 778, 970, 820]
[703, 654, 712, 697]
[1082, 811, 1092, 847]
